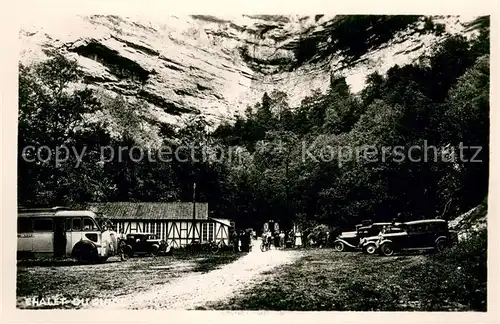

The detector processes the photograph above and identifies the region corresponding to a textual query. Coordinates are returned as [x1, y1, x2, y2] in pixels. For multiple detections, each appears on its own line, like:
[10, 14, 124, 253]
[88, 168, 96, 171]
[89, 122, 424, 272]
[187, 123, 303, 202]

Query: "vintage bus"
[17, 207, 124, 263]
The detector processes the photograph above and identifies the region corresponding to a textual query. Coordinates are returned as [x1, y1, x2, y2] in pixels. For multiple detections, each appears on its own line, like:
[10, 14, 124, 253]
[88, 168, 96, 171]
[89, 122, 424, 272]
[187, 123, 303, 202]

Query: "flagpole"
[193, 182, 196, 242]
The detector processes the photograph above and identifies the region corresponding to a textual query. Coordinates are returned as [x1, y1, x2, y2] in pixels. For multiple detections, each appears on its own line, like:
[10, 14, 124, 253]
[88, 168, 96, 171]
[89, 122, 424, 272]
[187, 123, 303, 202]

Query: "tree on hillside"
[18, 53, 110, 205]
[441, 55, 490, 213]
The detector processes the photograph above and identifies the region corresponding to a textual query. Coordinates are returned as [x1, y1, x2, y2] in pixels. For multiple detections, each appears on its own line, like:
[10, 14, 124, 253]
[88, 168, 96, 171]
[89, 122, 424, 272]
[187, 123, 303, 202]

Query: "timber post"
[193, 182, 196, 242]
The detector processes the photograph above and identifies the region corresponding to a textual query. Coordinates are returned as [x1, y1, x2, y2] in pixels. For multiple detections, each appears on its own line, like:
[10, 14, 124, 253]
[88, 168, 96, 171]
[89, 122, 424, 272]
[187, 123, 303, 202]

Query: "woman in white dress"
[295, 231, 302, 248]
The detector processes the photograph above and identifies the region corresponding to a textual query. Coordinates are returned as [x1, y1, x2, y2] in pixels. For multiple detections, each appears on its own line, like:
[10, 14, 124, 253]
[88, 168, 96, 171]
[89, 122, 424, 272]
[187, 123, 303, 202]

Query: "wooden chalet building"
[85, 202, 231, 248]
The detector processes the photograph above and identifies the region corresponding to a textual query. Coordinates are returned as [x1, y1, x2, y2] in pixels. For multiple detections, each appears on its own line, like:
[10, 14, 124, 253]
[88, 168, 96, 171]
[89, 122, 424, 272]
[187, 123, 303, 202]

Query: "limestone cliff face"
[19, 14, 481, 128]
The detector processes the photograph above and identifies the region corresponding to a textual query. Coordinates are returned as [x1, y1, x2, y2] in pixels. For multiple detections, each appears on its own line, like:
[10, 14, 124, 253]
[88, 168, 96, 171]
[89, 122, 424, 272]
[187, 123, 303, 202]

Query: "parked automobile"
[334, 221, 393, 252]
[333, 230, 359, 251]
[376, 219, 453, 256]
[122, 233, 171, 258]
[360, 225, 403, 254]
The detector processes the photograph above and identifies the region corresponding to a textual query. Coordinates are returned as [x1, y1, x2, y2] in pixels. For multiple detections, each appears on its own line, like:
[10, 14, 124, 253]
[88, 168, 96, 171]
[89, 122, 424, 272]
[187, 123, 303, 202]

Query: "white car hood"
[339, 231, 358, 238]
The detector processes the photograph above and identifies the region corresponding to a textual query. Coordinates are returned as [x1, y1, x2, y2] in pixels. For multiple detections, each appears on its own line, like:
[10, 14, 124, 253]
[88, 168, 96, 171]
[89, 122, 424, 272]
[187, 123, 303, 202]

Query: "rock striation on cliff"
[19, 15, 482, 127]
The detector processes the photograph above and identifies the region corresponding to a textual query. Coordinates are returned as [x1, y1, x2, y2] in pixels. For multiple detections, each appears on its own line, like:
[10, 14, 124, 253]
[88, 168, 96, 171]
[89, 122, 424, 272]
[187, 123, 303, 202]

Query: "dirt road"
[90, 241, 301, 310]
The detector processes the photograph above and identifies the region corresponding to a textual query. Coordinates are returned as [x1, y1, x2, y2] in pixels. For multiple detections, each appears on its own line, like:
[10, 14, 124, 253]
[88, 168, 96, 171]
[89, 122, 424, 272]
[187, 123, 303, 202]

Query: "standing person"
[288, 229, 295, 248]
[242, 230, 251, 252]
[295, 230, 302, 248]
[240, 230, 246, 252]
[304, 228, 312, 248]
[279, 231, 285, 249]
[247, 230, 252, 251]
[267, 230, 273, 249]
[237, 230, 243, 252]
[262, 230, 271, 250]
[318, 231, 326, 248]
[230, 230, 239, 252]
[249, 230, 255, 250]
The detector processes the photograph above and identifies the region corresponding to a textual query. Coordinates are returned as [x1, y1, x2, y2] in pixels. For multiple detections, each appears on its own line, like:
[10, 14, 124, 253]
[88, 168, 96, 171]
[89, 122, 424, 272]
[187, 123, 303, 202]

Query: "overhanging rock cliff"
[19, 15, 483, 128]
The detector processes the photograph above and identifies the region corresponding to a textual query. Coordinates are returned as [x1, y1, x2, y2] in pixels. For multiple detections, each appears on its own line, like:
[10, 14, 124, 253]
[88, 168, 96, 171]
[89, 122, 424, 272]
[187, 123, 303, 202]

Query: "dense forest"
[18, 18, 489, 232]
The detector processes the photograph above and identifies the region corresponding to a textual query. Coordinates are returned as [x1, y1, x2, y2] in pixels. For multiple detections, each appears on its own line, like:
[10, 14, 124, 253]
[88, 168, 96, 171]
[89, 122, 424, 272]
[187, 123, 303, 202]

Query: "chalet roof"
[84, 202, 209, 220]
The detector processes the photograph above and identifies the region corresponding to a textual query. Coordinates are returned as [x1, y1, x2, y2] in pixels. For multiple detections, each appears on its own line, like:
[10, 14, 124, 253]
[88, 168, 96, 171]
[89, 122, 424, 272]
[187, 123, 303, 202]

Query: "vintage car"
[376, 219, 453, 256]
[333, 221, 393, 252]
[360, 225, 403, 254]
[122, 233, 171, 258]
[333, 230, 359, 251]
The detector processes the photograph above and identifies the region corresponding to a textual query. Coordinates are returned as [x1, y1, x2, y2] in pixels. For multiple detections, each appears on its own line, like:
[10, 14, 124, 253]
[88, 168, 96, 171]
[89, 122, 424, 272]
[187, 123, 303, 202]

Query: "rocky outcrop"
[449, 202, 487, 242]
[19, 15, 483, 128]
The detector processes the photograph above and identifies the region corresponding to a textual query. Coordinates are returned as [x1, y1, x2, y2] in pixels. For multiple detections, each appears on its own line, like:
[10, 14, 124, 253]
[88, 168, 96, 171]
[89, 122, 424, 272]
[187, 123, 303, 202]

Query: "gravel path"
[89, 240, 301, 310]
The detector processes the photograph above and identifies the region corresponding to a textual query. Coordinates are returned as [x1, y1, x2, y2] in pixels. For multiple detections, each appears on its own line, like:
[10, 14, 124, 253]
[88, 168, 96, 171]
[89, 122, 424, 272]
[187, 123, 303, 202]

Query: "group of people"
[230, 227, 318, 252]
[230, 229, 254, 252]
[262, 229, 303, 249]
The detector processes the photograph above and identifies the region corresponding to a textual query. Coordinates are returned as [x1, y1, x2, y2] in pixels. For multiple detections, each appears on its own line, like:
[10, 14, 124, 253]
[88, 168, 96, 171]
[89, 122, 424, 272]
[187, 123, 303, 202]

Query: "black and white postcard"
[1, 1, 498, 324]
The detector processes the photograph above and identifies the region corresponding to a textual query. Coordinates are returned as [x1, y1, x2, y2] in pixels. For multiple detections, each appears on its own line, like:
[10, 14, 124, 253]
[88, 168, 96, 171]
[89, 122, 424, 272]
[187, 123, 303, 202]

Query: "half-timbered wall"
[214, 222, 229, 245]
[113, 219, 229, 247]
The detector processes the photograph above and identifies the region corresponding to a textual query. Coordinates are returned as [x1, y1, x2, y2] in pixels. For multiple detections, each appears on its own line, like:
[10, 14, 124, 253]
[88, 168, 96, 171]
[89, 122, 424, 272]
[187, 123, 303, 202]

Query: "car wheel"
[435, 239, 447, 252]
[334, 241, 345, 252]
[365, 244, 377, 255]
[380, 242, 394, 256]
[78, 245, 98, 264]
[98, 257, 108, 263]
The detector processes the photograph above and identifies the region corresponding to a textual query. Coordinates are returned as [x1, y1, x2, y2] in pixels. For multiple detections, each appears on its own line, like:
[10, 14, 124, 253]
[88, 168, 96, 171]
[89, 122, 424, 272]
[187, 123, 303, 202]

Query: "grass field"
[199, 243, 486, 311]
[17, 251, 242, 309]
[17, 231, 486, 311]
